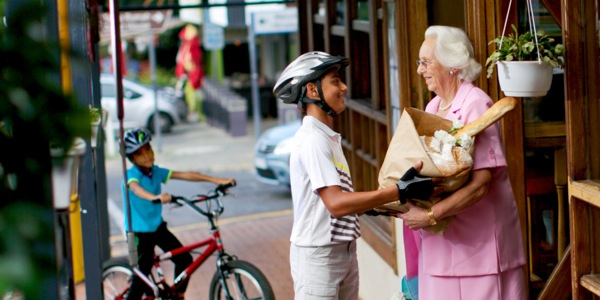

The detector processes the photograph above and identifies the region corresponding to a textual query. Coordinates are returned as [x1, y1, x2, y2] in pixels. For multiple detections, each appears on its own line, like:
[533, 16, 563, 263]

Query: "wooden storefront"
[295, 0, 599, 299]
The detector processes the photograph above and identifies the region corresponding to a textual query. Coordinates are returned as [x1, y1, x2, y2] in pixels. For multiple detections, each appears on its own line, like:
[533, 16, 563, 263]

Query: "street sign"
[251, 7, 297, 35]
[100, 10, 172, 39]
[203, 23, 225, 50]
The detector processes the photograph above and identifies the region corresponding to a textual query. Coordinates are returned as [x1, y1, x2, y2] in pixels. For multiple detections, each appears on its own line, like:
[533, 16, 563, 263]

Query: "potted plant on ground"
[486, 24, 565, 97]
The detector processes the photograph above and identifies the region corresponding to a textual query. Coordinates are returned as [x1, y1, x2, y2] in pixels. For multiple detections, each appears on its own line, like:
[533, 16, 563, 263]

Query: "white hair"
[424, 26, 482, 82]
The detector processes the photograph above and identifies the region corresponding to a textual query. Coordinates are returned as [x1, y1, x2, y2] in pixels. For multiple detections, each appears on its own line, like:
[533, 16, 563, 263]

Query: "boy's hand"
[216, 178, 236, 186]
[396, 161, 433, 204]
[159, 193, 172, 204]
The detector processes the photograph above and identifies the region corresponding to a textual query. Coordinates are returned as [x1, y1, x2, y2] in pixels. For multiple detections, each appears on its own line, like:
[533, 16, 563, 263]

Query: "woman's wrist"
[426, 207, 438, 226]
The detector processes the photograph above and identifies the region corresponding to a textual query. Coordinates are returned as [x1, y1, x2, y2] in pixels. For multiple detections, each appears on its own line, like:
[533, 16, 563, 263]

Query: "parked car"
[254, 119, 301, 187]
[100, 73, 187, 133]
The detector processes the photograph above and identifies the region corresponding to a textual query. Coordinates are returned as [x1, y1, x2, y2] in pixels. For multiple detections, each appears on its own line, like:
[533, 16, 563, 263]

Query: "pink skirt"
[418, 267, 526, 300]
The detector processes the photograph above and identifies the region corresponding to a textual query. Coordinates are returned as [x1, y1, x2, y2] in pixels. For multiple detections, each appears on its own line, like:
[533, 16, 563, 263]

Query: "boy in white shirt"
[273, 52, 432, 300]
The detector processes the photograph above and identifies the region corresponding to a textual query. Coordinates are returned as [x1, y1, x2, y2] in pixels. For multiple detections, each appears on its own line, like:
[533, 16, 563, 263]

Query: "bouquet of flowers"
[376, 97, 517, 234]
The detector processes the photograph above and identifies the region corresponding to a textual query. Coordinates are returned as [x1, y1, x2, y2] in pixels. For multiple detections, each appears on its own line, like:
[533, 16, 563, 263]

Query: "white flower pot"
[50, 137, 86, 210]
[91, 120, 101, 148]
[496, 61, 553, 97]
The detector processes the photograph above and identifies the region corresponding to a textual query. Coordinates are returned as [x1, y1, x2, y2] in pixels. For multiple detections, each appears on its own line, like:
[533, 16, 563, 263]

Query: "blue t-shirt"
[122, 165, 172, 232]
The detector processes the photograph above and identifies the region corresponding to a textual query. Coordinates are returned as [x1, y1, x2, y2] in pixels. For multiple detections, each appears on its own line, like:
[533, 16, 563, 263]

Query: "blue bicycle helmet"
[123, 128, 152, 155]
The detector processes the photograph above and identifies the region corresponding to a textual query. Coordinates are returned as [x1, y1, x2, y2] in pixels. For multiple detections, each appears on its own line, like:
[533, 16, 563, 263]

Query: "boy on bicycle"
[122, 128, 236, 299]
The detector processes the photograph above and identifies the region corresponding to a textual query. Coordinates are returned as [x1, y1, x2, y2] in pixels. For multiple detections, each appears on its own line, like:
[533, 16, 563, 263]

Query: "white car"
[253, 119, 301, 187]
[100, 74, 186, 133]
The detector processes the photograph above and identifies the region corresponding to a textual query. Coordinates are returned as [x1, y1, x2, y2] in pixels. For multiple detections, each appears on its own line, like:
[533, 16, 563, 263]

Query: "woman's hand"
[396, 202, 430, 230]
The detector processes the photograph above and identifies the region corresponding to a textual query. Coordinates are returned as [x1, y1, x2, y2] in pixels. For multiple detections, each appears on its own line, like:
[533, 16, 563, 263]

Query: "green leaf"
[487, 23, 564, 67]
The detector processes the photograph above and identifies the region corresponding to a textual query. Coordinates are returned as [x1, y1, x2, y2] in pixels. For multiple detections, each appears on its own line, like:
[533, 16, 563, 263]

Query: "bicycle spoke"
[209, 261, 273, 300]
[233, 273, 248, 299]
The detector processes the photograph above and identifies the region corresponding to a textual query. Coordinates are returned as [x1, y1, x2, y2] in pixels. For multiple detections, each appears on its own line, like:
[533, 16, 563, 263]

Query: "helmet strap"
[299, 80, 337, 117]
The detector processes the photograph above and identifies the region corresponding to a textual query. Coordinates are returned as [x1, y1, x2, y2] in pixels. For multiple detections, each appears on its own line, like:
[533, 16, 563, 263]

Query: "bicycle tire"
[208, 260, 275, 300]
[102, 257, 133, 300]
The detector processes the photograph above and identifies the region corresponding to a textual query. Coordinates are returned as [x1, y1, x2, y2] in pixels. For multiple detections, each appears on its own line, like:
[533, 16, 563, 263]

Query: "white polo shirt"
[289, 116, 360, 247]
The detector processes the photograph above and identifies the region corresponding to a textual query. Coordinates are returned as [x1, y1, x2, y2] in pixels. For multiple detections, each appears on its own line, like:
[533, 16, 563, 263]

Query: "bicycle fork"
[216, 258, 235, 300]
[133, 266, 160, 298]
[213, 226, 238, 300]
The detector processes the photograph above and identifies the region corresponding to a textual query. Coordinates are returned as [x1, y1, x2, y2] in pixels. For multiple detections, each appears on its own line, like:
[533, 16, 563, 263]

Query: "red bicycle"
[101, 183, 275, 300]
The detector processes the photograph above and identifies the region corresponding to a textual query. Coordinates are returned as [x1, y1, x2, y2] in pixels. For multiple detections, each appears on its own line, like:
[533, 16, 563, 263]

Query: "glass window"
[101, 83, 115, 98]
[386, 2, 401, 131]
[357, 0, 369, 21]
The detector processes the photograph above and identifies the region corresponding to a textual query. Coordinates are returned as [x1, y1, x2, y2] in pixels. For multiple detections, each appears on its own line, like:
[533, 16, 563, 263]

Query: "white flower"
[442, 134, 457, 145]
[457, 134, 473, 149]
[428, 136, 441, 153]
[441, 143, 454, 162]
[452, 119, 464, 130]
[434, 130, 449, 141]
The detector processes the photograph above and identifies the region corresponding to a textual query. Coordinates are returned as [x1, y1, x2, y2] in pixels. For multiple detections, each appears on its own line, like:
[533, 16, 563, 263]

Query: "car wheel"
[147, 112, 174, 133]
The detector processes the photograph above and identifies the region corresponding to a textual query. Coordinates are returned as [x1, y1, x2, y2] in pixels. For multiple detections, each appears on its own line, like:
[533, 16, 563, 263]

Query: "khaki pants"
[290, 241, 359, 300]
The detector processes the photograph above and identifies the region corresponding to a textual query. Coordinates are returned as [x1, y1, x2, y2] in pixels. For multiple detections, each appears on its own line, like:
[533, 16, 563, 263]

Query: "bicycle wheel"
[102, 257, 132, 300]
[209, 260, 275, 300]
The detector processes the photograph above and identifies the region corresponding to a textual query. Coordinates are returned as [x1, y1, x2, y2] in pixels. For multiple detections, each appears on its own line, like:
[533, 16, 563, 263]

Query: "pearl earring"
[449, 69, 455, 75]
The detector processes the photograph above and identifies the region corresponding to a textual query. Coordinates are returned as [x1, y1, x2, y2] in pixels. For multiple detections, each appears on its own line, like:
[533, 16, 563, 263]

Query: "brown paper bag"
[376, 108, 472, 234]
[378, 108, 473, 189]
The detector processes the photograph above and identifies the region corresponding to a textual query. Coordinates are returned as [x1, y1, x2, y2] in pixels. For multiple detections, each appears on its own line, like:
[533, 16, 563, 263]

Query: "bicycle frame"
[130, 191, 234, 299]
[152, 226, 225, 294]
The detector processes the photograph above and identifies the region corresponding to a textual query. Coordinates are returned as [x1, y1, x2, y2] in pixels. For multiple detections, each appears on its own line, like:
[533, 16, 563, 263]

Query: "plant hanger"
[499, 0, 543, 63]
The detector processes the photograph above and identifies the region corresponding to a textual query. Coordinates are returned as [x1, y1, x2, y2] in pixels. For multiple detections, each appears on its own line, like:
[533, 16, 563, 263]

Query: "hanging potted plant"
[89, 106, 102, 148]
[486, 24, 564, 97]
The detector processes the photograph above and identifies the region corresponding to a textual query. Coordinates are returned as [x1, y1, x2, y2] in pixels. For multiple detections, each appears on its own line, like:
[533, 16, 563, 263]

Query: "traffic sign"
[203, 23, 225, 50]
[100, 10, 172, 39]
[251, 8, 297, 35]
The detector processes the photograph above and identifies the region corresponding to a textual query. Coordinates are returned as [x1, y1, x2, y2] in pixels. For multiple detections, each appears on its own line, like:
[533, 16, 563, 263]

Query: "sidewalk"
[104, 115, 279, 173]
[77, 116, 294, 299]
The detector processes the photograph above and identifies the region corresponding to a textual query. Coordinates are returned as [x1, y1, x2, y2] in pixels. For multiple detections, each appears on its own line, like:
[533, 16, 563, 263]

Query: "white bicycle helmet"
[273, 51, 349, 116]
[123, 128, 152, 155]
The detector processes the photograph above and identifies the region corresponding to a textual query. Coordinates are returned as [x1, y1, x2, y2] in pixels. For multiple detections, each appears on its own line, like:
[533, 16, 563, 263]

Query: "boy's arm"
[170, 171, 236, 186]
[129, 181, 171, 203]
[318, 161, 426, 218]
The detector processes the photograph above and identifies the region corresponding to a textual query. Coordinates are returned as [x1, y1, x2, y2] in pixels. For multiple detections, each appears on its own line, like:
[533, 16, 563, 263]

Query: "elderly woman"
[398, 26, 526, 299]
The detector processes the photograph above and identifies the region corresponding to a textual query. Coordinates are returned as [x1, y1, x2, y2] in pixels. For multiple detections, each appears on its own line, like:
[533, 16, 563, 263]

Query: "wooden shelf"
[569, 180, 600, 208]
[331, 25, 345, 36]
[314, 14, 325, 25]
[525, 121, 566, 138]
[581, 274, 600, 296]
[352, 19, 370, 32]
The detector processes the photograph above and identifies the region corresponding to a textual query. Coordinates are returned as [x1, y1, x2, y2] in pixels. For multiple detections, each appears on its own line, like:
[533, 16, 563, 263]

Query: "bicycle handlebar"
[151, 182, 236, 217]
[151, 182, 235, 204]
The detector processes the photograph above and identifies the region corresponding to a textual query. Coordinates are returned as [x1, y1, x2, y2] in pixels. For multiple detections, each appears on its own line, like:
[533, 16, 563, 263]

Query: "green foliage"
[138, 67, 178, 87]
[1, 2, 89, 298]
[89, 106, 101, 123]
[486, 24, 565, 78]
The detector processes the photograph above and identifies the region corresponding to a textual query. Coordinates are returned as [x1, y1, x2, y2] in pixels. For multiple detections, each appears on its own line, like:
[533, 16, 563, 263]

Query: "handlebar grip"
[150, 195, 179, 204]
[224, 181, 236, 188]
[216, 181, 236, 194]
[152, 196, 184, 205]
